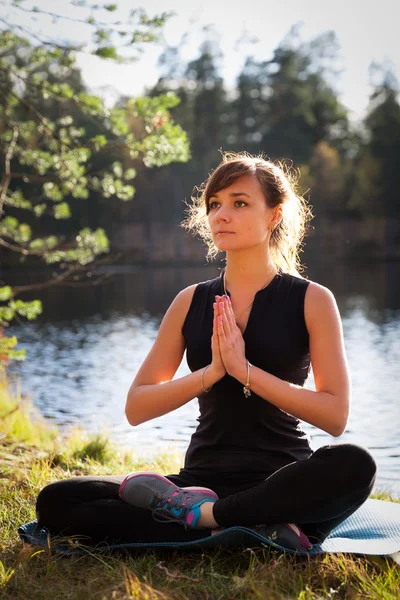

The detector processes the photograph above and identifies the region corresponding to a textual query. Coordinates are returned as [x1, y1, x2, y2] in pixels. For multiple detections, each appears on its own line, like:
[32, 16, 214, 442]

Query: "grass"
[1, 372, 399, 600]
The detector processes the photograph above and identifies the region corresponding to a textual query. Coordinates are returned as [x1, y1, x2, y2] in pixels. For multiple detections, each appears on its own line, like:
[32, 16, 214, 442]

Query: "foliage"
[0, 1, 190, 363]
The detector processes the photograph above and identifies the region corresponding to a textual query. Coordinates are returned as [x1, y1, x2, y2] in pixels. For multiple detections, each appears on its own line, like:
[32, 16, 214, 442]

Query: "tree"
[0, 0, 190, 363]
[349, 65, 400, 256]
[245, 28, 349, 165]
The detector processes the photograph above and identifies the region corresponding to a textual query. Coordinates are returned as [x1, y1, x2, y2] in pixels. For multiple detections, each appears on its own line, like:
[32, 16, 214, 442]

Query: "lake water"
[5, 261, 400, 496]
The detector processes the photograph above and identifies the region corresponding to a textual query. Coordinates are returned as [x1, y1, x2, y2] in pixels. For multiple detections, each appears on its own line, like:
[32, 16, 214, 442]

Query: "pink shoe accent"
[287, 523, 312, 550]
[118, 472, 219, 501]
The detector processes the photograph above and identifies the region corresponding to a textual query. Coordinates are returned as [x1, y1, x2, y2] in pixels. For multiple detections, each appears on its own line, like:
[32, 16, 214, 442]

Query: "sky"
[1, 0, 399, 121]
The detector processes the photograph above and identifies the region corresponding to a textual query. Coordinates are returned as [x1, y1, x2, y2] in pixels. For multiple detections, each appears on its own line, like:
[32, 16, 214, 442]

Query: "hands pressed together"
[210, 294, 248, 383]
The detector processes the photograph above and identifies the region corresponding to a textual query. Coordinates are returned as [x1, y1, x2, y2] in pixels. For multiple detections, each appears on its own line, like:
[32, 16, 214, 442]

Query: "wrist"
[230, 359, 248, 384]
[207, 364, 225, 384]
[201, 364, 222, 393]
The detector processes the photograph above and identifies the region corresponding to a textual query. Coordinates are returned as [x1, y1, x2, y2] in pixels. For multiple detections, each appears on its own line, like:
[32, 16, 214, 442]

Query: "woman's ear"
[270, 205, 283, 230]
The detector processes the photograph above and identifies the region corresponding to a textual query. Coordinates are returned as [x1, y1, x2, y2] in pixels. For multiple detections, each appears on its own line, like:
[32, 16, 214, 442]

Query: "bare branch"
[7, 1, 128, 30]
[11, 263, 93, 296]
[9, 172, 58, 183]
[0, 126, 19, 217]
[11, 253, 123, 296]
[0, 237, 30, 255]
[0, 16, 79, 53]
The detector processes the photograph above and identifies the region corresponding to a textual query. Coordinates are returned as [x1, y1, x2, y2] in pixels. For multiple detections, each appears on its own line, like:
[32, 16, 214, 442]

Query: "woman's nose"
[216, 207, 231, 221]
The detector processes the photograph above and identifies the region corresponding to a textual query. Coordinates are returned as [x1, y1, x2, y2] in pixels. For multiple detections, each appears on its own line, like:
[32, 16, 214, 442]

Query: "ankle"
[197, 501, 219, 528]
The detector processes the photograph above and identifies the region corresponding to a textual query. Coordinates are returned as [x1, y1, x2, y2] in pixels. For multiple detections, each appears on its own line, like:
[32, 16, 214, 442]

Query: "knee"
[36, 480, 64, 523]
[316, 443, 377, 487]
[342, 444, 377, 484]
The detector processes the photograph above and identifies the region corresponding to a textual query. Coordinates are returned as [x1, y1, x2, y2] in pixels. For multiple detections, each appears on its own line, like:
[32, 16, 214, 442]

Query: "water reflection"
[5, 262, 400, 496]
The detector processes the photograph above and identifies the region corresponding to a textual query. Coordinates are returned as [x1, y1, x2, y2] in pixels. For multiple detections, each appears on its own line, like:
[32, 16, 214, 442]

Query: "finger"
[222, 296, 236, 330]
[217, 314, 226, 342]
[213, 302, 220, 326]
[219, 301, 233, 336]
[213, 313, 221, 341]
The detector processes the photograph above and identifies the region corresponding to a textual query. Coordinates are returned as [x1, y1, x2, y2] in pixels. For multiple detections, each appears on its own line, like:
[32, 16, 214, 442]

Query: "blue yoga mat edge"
[17, 520, 318, 556]
[18, 498, 400, 557]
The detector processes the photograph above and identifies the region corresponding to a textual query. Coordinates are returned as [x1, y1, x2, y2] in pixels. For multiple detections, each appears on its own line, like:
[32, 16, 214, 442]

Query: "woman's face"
[207, 174, 278, 252]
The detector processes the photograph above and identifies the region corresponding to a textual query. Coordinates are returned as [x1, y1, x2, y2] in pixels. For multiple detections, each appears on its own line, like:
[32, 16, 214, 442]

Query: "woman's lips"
[216, 231, 235, 235]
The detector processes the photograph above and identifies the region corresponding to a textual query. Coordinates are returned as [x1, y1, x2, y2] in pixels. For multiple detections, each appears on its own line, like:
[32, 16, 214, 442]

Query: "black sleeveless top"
[180, 270, 313, 484]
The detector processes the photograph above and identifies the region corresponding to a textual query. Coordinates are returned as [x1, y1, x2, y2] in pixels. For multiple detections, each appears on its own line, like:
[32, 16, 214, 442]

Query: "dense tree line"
[136, 29, 400, 261]
[3, 20, 400, 275]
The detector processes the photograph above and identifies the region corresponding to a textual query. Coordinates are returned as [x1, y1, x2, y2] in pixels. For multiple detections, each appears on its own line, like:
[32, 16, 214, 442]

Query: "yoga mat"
[18, 498, 400, 558]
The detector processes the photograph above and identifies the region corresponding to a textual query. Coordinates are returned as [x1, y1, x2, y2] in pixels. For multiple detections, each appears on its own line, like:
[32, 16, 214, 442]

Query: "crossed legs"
[36, 443, 376, 546]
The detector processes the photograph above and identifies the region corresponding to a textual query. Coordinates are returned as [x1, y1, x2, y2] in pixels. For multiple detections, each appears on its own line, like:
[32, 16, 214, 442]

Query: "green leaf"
[29, 235, 59, 251]
[124, 168, 137, 180]
[43, 182, 64, 202]
[0, 286, 12, 301]
[104, 4, 117, 11]
[112, 162, 123, 177]
[6, 349, 26, 361]
[5, 190, 32, 210]
[58, 115, 74, 126]
[10, 299, 42, 320]
[34, 204, 47, 217]
[53, 203, 71, 219]
[90, 135, 107, 151]
[0, 217, 32, 243]
[94, 46, 118, 60]
[0, 306, 14, 321]
[116, 185, 135, 201]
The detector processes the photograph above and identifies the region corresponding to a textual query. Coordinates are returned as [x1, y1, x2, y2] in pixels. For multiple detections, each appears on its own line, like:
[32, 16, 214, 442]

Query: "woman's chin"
[214, 238, 238, 251]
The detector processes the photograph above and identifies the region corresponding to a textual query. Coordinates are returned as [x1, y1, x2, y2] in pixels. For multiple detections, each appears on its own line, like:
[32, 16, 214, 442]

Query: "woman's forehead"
[215, 174, 262, 195]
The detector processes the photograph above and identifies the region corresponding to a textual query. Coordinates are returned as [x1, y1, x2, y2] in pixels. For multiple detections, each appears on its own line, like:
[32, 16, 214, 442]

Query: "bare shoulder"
[171, 283, 198, 321]
[159, 283, 200, 332]
[176, 283, 198, 302]
[303, 279, 341, 330]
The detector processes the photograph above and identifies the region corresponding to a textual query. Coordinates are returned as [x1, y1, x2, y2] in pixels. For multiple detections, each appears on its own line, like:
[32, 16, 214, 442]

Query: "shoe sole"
[118, 472, 219, 502]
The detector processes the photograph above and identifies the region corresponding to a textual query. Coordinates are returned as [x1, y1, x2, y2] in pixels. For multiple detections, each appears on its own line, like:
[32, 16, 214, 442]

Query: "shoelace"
[151, 506, 192, 529]
[149, 489, 194, 528]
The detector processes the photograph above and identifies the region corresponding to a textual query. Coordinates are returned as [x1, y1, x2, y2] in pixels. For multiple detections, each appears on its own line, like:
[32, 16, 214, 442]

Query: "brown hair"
[181, 151, 313, 275]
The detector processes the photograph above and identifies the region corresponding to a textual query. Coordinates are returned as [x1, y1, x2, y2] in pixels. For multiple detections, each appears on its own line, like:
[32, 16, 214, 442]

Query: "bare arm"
[125, 285, 223, 426]
[229, 283, 350, 437]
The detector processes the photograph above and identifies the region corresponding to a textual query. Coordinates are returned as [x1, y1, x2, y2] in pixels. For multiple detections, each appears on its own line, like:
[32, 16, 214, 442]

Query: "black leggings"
[36, 443, 376, 546]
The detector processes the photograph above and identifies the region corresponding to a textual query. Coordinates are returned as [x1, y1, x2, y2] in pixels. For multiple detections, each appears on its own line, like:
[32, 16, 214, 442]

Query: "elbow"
[125, 389, 141, 427]
[125, 407, 139, 427]
[330, 423, 346, 438]
[329, 407, 349, 438]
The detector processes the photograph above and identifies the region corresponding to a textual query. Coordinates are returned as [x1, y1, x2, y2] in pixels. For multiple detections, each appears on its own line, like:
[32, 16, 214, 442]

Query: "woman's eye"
[208, 200, 247, 210]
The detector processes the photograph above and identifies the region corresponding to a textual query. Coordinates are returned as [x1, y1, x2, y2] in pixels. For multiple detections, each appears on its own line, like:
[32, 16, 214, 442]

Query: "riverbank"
[1, 373, 399, 600]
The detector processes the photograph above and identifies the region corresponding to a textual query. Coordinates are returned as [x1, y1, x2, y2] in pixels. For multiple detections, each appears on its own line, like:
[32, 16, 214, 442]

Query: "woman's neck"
[224, 249, 277, 291]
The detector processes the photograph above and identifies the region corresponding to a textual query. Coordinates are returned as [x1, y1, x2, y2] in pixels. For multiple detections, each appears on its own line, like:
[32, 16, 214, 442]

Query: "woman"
[36, 152, 376, 551]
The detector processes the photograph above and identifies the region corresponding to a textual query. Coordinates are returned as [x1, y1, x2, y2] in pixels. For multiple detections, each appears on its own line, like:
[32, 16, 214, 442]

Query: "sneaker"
[254, 522, 312, 551]
[118, 472, 218, 529]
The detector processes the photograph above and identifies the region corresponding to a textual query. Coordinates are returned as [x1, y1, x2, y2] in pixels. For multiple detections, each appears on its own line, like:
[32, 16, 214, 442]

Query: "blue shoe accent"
[119, 472, 218, 529]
